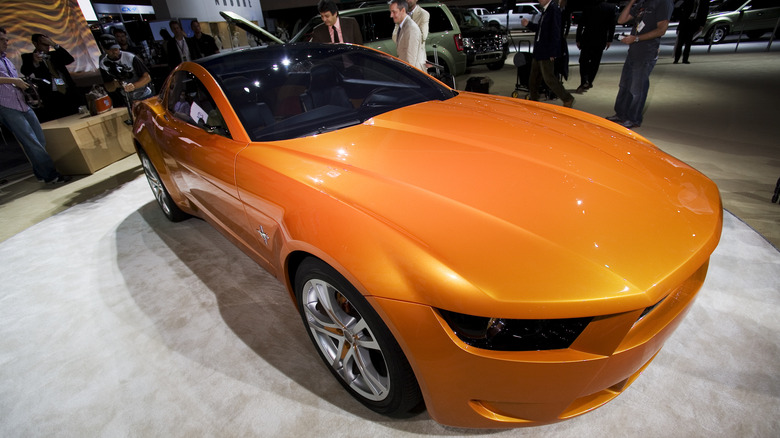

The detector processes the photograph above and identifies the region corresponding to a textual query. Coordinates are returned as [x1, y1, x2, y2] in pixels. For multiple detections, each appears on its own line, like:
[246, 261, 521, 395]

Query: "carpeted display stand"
[1, 177, 778, 437]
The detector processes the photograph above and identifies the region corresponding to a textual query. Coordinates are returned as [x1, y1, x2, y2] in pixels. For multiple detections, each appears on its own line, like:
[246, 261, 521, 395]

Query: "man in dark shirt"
[607, 0, 673, 129]
[575, 0, 616, 93]
[20, 34, 80, 122]
[191, 19, 220, 57]
[673, 0, 708, 64]
[166, 20, 201, 72]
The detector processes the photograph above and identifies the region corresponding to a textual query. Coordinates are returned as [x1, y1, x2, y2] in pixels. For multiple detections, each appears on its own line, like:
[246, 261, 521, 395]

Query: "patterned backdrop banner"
[0, 0, 101, 74]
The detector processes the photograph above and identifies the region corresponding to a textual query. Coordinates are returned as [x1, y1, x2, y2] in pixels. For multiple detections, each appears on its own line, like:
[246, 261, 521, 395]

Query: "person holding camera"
[0, 27, 71, 184]
[20, 33, 80, 122]
[98, 35, 152, 107]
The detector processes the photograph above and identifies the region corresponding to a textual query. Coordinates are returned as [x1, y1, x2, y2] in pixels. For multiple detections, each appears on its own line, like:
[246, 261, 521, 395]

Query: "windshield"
[200, 44, 456, 142]
[451, 8, 487, 30]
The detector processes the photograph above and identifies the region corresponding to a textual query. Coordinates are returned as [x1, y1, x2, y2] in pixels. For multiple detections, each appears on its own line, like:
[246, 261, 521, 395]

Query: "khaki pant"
[528, 58, 572, 103]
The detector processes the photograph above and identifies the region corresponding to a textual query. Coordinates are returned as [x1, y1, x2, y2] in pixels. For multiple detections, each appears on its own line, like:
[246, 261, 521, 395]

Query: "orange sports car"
[132, 42, 722, 428]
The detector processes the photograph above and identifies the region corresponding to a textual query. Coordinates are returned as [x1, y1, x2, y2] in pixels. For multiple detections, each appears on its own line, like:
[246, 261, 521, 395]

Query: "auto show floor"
[1, 43, 778, 436]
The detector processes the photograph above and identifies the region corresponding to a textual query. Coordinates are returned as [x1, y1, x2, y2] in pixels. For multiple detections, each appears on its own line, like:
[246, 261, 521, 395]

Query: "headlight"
[462, 37, 474, 49]
[438, 309, 592, 351]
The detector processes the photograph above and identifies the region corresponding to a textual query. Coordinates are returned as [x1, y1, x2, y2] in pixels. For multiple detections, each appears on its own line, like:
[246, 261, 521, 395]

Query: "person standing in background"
[606, 0, 673, 129]
[390, 0, 426, 71]
[575, 0, 616, 93]
[166, 20, 201, 72]
[673, 0, 708, 64]
[20, 33, 80, 122]
[191, 19, 220, 57]
[0, 27, 71, 184]
[406, 0, 429, 42]
[521, 0, 575, 107]
[311, 0, 363, 44]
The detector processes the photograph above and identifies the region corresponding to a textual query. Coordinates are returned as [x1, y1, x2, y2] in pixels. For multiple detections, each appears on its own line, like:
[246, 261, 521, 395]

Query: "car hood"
[260, 93, 722, 317]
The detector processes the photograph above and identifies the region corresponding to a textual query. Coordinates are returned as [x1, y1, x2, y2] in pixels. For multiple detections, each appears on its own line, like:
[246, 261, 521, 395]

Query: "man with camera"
[98, 34, 153, 107]
[20, 34, 80, 122]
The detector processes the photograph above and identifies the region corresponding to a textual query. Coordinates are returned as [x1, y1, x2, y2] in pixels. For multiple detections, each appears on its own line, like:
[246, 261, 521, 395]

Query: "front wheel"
[708, 25, 728, 44]
[139, 149, 189, 222]
[294, 257, 422, 417]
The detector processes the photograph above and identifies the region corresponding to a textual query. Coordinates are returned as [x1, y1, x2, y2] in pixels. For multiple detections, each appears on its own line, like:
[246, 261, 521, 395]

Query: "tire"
[511, 90, 520, 98]
[746, 30, 765, 40]
[139, 149, 189, 222]
[294, 257, 423, 417]
[709, 25, 728, 44]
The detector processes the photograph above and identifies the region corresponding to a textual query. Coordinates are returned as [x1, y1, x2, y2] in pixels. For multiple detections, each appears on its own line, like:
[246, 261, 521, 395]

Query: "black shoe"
[683, 60, 690, 64]
[48, 175, 73, 184]
[619, 120, 640, 129]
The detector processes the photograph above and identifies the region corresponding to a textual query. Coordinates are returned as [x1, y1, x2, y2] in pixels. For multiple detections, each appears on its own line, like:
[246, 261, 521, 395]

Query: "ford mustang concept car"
[132, 42, 722, 428]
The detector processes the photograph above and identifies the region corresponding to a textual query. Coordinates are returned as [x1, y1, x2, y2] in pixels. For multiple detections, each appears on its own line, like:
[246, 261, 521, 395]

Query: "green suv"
[701, 0, 780, 44]
[291, 2, 468, 76]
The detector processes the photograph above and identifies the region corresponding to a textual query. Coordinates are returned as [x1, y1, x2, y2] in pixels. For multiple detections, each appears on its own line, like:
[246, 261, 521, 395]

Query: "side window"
[167, 71, 230, 138]
[367, 11, 395, 41]
[750, 0, 772, 10]
[427, 7, 453, 33]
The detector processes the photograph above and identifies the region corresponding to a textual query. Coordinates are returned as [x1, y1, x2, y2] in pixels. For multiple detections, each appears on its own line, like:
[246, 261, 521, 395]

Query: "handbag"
[86, 85, 112, 116]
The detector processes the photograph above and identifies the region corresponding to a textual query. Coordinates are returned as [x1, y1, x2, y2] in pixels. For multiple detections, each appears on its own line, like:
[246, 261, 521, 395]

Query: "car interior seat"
[300, 64, 353, 111]
[221, 76, 275, 130]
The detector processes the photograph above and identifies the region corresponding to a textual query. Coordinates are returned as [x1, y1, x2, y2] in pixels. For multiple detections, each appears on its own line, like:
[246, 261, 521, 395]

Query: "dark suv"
[450, 7, 509, 70]
[292, 3, 507, 75]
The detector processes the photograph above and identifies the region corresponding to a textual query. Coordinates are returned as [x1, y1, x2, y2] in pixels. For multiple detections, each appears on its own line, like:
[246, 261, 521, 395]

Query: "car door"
[739, 0, 780, 33]
[162, 70, 257, 248]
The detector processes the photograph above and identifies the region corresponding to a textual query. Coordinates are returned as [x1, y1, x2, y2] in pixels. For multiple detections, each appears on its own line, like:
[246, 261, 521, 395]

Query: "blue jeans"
[613, 52, 657, 125]
[0, 105, 59, 181]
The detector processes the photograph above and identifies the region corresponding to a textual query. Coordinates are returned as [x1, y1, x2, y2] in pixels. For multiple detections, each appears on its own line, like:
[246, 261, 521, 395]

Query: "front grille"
[472, 36, 504, 53]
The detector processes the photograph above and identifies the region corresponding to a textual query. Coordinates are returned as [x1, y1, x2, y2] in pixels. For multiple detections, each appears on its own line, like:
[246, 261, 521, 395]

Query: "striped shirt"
[0, 53, 30, 112]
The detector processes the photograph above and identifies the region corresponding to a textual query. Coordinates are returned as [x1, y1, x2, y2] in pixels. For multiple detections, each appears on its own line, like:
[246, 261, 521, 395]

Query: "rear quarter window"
[427, 6, 454, 33]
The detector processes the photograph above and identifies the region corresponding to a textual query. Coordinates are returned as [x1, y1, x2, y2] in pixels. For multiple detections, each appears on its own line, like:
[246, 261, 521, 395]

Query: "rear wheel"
[139, 149, 189, 222]
[294, 257, 422, 417]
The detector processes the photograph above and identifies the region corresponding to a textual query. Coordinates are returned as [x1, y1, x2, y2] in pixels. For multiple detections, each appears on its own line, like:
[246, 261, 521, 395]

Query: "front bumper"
[369, 260, 709, 428]
[465, 49, 507, 66]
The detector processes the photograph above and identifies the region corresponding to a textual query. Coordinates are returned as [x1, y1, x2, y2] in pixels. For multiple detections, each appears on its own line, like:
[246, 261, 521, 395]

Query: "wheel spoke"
[350, 343, 388, 397]
[350, 318, 381, 351]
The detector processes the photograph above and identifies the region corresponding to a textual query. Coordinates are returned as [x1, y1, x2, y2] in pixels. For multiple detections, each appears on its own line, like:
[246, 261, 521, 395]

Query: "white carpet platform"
[1, 177, 778, 437]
